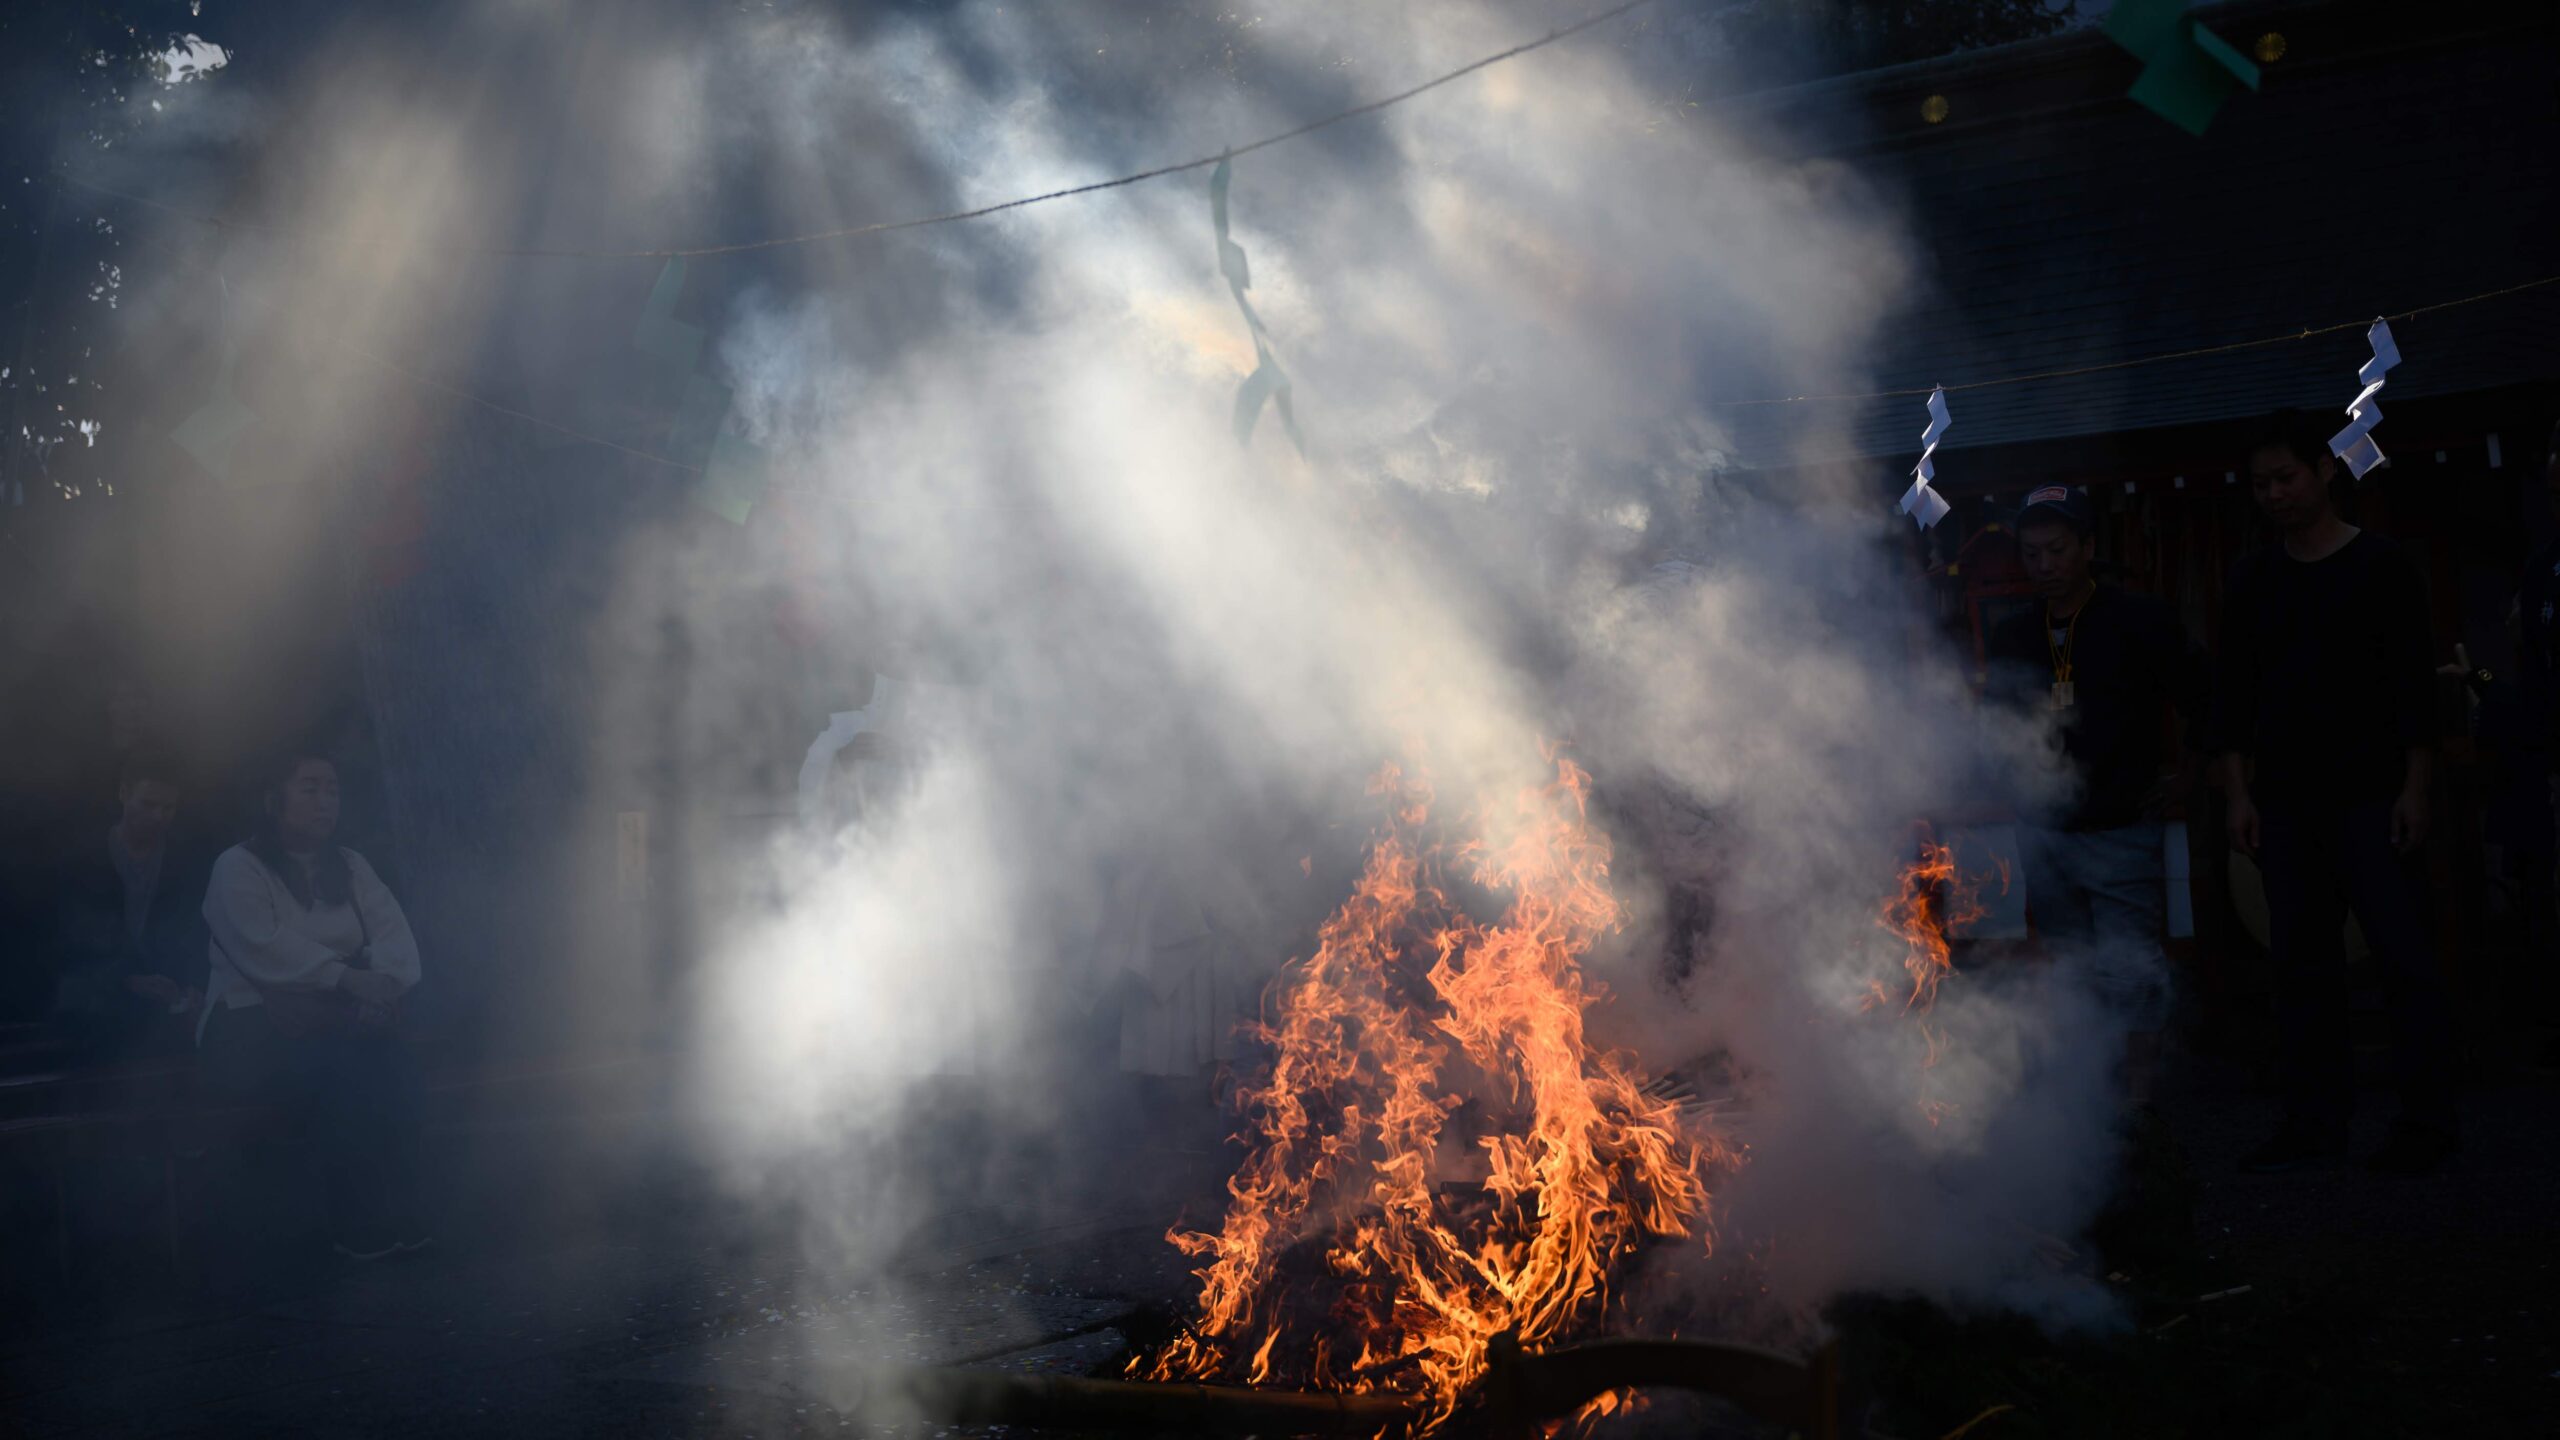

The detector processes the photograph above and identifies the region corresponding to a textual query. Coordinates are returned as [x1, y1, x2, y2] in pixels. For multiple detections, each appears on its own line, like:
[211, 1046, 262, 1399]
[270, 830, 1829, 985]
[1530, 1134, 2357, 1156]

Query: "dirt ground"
[1839, 1049, 2560, 1439]
[4, 1039, 2552, 1439]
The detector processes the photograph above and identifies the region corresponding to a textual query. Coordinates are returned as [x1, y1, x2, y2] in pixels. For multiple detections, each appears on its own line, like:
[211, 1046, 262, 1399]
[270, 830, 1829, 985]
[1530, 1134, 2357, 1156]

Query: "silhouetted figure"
[2217, 413, 2457, 1176]
[199, 752, 429, 1259]
[1, 666, 161, 1022]
[49, 751, 209, 1061]
[2490, 420, 2560, 1068]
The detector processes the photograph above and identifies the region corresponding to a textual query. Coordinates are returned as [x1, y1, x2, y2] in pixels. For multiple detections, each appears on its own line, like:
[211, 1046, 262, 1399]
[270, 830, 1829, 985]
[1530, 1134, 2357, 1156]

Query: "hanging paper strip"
[634, 257, 708, 372]
[1209, 158, 1306, 457]
[2327, 318, 2399, 479]
[693, 427, 769, 526]
[1898, 387, 1953, 529]
[2104, 0, 2261, 137]
[623, 258, 769, 523]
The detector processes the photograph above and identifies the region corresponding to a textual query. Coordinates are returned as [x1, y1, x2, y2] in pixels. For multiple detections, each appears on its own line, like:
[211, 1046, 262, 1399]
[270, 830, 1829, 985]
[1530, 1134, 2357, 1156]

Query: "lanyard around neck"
[2046, 593, 2090, 683]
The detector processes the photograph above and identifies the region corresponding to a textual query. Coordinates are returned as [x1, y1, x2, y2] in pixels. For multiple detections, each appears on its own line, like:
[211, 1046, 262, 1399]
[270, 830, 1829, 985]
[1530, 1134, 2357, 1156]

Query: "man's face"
[2248, 444, 2334, 532]
[120, 779, 178, 849]
[2016, 519, 2093, 600]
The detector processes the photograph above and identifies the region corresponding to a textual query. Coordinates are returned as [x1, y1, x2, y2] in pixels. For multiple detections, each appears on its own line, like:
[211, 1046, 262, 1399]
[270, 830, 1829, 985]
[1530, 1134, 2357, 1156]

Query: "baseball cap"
[2014, 484, 2093, 534]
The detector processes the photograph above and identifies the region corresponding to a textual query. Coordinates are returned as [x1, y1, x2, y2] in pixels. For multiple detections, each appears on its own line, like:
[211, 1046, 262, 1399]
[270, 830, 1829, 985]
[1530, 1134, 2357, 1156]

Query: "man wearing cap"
[1986, 485, 2210, 1105]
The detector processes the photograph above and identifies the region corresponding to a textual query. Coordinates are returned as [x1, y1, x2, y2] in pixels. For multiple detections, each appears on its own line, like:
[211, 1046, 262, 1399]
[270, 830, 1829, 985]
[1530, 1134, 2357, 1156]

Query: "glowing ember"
[1571, 1387, 1643, 1427]
[1138, 756, 1729, 1430]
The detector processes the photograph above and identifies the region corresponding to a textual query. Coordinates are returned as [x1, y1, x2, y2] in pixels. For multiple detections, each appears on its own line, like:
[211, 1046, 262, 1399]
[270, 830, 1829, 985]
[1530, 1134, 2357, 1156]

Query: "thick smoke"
[651, 0, 2132, 1338]
[75, 0, 2145, 1380]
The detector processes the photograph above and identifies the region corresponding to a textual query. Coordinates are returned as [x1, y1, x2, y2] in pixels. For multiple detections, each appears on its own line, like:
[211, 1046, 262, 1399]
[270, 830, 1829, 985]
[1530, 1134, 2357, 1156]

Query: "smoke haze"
[47, 0, 2149, 1375]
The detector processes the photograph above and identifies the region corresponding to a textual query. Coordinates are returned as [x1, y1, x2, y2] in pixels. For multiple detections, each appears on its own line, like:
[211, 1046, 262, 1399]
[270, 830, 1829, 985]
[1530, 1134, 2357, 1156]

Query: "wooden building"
[1713, 0, 2560, 1032]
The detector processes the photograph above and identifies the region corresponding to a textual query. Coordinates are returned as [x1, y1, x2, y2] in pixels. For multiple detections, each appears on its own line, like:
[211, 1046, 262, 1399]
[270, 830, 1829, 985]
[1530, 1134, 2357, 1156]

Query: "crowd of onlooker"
[1977, 414, 2560, 1179]
[8, 726, 432, 1263]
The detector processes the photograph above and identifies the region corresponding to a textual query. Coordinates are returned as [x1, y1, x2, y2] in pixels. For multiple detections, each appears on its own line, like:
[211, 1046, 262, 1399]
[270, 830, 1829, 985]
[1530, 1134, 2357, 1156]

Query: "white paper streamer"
[2327, 318, 2399, 479]
[1898, 387, 1953, 528]
[796, 677, 915, 828]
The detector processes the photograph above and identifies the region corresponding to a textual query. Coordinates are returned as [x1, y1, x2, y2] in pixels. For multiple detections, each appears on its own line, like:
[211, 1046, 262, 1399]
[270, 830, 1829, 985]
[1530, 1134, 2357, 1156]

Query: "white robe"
[199, 845, 421, 1043]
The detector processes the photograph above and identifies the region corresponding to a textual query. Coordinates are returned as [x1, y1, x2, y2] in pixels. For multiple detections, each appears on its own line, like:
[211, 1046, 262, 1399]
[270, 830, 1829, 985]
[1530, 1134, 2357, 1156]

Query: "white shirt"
[199, 844, 421, 1043]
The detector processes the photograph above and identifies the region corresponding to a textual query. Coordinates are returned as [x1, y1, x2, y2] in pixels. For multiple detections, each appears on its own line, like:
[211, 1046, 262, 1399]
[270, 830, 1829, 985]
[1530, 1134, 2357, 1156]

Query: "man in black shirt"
[1987, 486, 2209, 1104]
[2218, 412, 2456, 1175]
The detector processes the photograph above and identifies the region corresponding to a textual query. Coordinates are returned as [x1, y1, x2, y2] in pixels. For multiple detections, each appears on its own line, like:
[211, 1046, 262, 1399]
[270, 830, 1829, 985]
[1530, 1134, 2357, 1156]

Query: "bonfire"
[1132, 755, 1740, 1432]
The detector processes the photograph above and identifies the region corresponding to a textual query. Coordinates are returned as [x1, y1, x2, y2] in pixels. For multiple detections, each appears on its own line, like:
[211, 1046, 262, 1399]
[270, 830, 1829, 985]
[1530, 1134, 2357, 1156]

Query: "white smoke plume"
[69, 0, 2145, 1387]
[647, 0, 2131, 1339]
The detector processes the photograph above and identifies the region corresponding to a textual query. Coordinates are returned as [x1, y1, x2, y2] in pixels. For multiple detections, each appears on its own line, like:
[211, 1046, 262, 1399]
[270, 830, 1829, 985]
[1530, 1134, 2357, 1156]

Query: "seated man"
[51, 753, 208, 1061]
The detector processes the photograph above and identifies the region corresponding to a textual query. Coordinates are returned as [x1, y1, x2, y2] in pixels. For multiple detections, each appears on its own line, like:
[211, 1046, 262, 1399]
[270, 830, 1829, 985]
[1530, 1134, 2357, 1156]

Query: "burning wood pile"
[1113, 755, 1783, 1434]
[868, 751, 2005, 1436]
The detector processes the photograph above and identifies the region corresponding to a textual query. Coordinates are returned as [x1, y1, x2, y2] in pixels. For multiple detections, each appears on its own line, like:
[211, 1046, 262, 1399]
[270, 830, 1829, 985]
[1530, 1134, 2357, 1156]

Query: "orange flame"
[1874, 838, 1997, 1014]
[1568, 1386, 1644, 1432]
[1138, 757, 1729, 1430]
[1874, 837, 2003, 1127]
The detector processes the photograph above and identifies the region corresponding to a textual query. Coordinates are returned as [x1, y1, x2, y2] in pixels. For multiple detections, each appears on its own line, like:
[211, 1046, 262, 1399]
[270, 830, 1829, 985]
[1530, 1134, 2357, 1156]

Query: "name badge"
[2052, 681, 2076, 710]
